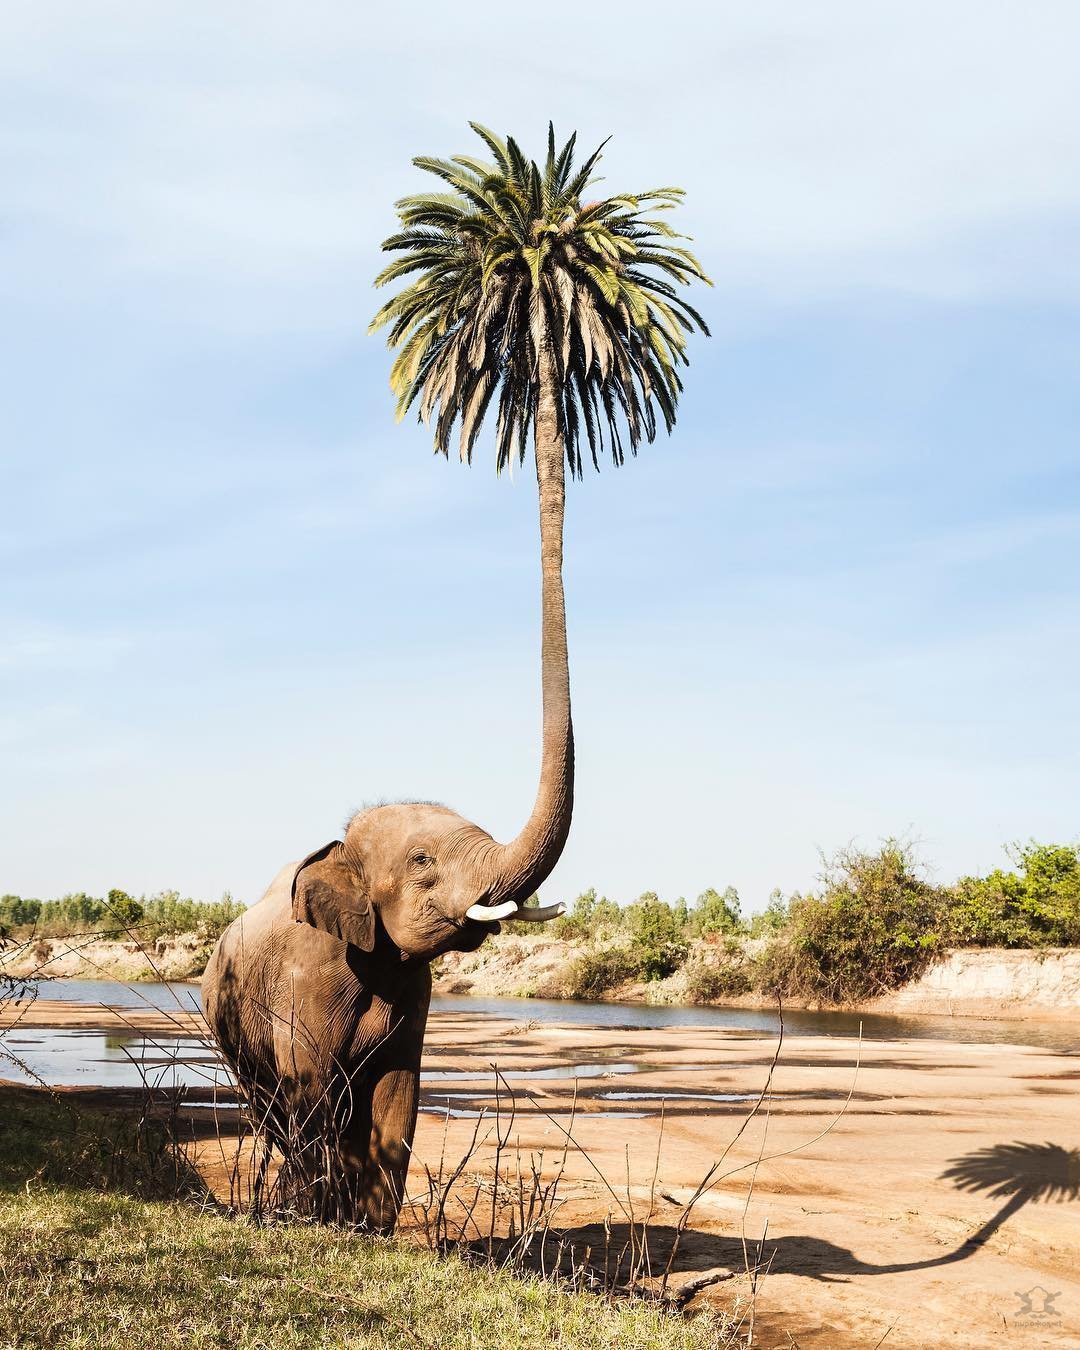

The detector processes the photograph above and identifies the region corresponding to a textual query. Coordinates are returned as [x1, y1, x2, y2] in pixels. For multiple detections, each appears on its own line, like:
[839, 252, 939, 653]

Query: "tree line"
[0, 890, 245, 944]
[514, 838, 1080, 1004]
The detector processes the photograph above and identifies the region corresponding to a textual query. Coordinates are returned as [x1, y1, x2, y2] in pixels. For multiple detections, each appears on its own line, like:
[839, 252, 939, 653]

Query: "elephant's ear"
[291, 840, 375, 952]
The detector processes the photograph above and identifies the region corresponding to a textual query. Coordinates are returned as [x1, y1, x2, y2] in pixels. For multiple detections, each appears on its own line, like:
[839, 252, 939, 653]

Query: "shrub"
[0, 888, 244, 943]
[757, 841, 946, 1003]
[141, 891, 245, 943]
[496, 894, 542, 936]
[680, 946, 752, 1002]
[0, 896, 41, 929]
[101, 888, 144, 935]
[624, 893, 689, 979]
[53, 893, 106, 930]
[0, 891, 108, 935]
[590, 896, 623, 933]
[562, 946, 642, 1000]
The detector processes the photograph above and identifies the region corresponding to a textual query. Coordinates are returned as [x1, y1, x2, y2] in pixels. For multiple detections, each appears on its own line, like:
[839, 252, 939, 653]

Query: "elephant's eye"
[411, 851, 433, 868]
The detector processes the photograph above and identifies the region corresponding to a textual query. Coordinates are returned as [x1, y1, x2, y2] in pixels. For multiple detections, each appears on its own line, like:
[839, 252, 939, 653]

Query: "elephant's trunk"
[485, 341, 575, 906]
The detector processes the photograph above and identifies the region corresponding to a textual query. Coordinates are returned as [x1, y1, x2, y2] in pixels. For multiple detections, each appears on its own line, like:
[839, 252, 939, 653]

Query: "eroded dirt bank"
[438, 937, 1080, 1021]
[0, 932, 211, 983]
[867, 947, 1080, 1019]
[4, 1000, 1077, 1347]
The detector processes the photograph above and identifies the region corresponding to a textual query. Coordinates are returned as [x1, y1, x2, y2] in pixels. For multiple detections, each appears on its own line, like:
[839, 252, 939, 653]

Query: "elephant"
[202, 395, 574, 1231]
[201, 801, 567, 1229]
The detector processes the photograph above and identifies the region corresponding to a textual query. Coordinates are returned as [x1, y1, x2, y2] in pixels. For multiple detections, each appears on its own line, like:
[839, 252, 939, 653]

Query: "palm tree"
[369, 123, 711, 905]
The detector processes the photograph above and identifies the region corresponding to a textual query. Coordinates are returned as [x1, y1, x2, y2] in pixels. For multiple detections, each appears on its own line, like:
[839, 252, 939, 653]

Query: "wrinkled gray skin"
[202, 391, 573, 1232]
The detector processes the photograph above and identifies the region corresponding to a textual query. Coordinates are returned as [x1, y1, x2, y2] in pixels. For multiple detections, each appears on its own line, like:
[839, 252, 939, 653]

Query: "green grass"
[0, 1090, 734, 1349]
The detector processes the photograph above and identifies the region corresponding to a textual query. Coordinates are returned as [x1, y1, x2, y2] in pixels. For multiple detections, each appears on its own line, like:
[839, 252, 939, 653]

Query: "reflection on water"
[19, 979, 1080, 1052]
[22, 978, 205, 1012]
[1, 1028, 647, 1094]
[430, 993, 1079, 1053]
[421, 1101, 650, 1120]
[1, 1028, 229, 1091]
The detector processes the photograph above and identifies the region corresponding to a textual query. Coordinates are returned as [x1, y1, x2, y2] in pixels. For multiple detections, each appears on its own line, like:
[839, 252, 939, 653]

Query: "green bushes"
[553, 888, 622, 940]
[550, 837, 1080, 1008]
[104, 889, 145, 933]
[0, 890, 125, 935]
[690, 886, 742, 938]
[946, 842, 1080, 947]
[558, 887, 746, 1000]
[748, 889, 789, 938]
[498, 835, 1080, 1007]
[5, 834, 1078, 1006]
[755, 839, 1080, 1007]
[0, 895, 42, 929]
[141, 891, 245, 943]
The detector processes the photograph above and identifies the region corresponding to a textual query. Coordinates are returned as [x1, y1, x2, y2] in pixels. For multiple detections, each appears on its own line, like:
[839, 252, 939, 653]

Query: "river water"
[1, 977, 1075, 1092]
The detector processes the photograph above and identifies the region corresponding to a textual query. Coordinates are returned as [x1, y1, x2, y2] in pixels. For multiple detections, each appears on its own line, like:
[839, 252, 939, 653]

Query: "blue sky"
[3, 2, 1078, 911]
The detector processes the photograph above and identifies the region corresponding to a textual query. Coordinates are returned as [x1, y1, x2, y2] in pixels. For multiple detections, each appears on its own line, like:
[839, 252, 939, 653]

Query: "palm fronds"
[370, 123, 711, 475]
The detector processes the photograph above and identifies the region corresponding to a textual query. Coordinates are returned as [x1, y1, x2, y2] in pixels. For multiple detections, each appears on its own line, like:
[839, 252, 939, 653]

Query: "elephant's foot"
[346, 1165, 407, 1236]
[270, 1157, 404, 1233]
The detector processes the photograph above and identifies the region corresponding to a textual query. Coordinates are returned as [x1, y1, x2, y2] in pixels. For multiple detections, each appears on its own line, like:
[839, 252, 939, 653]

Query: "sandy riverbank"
[4, 997, 1077, 1347]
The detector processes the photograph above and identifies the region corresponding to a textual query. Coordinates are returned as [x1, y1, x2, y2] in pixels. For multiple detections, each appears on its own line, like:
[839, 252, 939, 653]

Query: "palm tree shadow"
[552, 1142, 1080, 1287]
[926, 1140, 1080, 1265]
[789, 1141, 1080, 1278]
[941, 1140, 1080, 1203]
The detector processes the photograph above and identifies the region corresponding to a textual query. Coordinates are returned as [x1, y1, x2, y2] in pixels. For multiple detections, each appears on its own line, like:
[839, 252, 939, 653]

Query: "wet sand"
[4, 1000, 1078, 1347]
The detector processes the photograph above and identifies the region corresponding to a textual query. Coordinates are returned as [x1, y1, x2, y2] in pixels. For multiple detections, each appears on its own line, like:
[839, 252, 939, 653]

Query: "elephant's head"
[292, 802, 565, 962]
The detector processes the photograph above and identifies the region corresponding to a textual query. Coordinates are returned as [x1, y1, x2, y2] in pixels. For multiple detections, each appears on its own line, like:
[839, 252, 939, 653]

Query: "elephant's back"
[201, 861, 297, 1032]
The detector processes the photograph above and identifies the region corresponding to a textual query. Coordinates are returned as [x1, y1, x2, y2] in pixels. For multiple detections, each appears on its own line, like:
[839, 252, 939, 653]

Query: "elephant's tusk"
[510, 902, 566, 923]
[465, 900, 520, 923]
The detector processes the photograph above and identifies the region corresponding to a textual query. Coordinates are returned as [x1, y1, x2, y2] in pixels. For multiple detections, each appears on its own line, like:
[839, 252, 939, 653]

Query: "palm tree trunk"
[486, 342, 575, 903]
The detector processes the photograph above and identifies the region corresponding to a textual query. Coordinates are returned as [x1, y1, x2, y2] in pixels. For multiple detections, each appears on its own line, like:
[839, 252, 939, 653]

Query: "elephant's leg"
[341, 1064, 421, 1234]
[339, 971, 431, 1233]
